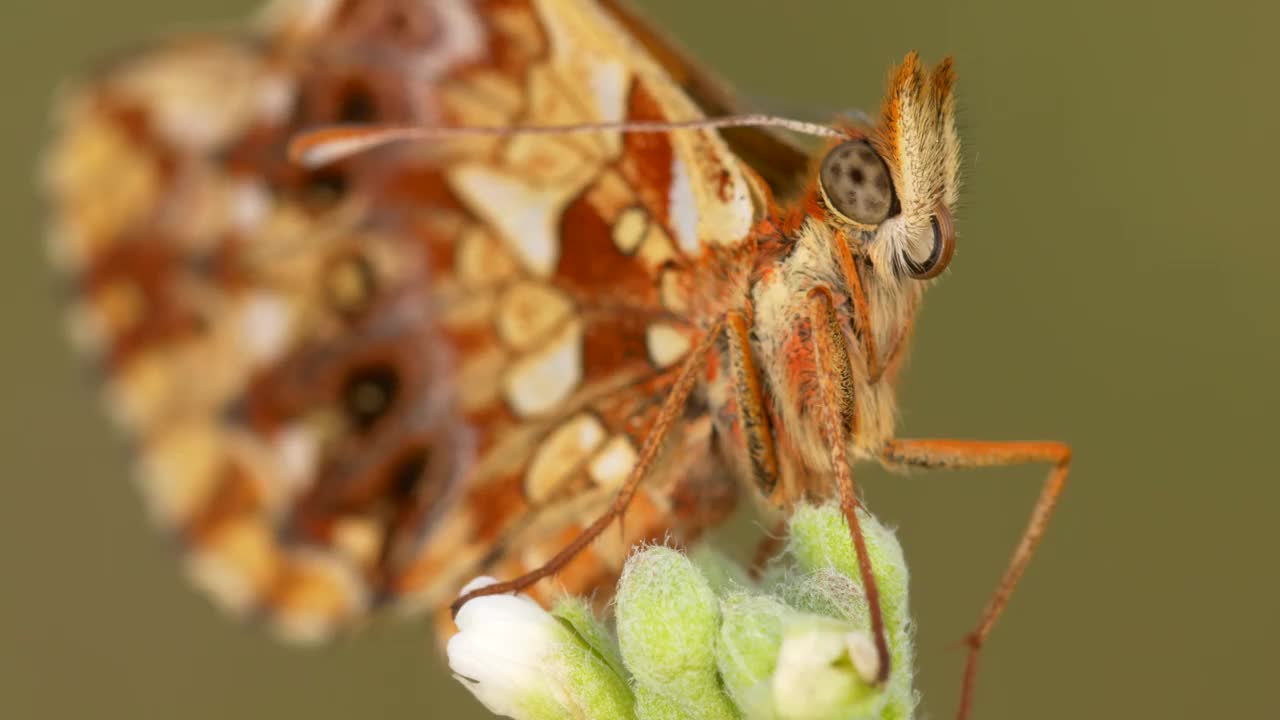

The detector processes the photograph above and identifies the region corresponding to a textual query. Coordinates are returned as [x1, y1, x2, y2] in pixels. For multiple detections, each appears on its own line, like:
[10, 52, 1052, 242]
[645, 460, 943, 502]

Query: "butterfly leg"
[880, 439, 1071, 720]
[833, 228, 924, 386]
[722, 310, 790, 578]
[450, 316, 727, 617]
[724, 310, 781, 494]
[808, 288, 892, 684]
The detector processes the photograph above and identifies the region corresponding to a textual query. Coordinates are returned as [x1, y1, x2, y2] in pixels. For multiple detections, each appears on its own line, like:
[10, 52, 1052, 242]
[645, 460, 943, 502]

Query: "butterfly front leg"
[806, 287, 894, 685]
[723, 310, 782, 496]
[880, 438, 1070, 720]
[721, 310, 790, 580]
[832, 227, 917, 385]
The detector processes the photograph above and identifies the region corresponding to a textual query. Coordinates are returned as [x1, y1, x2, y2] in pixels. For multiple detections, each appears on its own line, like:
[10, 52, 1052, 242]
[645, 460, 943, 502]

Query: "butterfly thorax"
[696, 208, 922, 507]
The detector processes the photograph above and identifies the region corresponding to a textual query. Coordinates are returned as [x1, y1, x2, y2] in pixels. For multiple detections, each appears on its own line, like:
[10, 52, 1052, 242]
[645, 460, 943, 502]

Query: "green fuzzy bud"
[556, 639, 637, 720]
[784, 504, 917, 720]
[691, 544, 755, 595]
[552, 597, 629, 681]
[786, 504, 909, 626]
[715, 592, 787, 716]
[633, 685, 700, 720]
[616, 546, 738, 720]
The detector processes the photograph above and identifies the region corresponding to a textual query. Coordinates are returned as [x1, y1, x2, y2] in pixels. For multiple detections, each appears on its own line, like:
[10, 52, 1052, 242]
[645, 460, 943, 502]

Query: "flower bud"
[616, 546, 736, 720]
[784, 504, 917, 719]
[771, 616, 884, 720]
[715, 592, 787, 715]
[448, 578, 634, 720]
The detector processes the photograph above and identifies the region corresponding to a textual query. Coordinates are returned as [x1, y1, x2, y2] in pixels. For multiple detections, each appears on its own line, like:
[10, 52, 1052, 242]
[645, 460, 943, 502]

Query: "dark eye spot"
[303, 168, 349, 208]
[337, 82, 378, 124]
[386, 447, 429, 501]
[341, 364, 400, 431]
[849, 167, 866, 185]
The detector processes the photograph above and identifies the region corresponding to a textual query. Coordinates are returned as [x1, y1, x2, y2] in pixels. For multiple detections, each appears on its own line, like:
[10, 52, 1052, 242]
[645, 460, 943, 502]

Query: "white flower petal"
[845, 631, 881, 684]
[447, 576, 572, 720]
[459, 575, 500, 596]
[454, 591, 553, 633]
[773, 625, 859, 718]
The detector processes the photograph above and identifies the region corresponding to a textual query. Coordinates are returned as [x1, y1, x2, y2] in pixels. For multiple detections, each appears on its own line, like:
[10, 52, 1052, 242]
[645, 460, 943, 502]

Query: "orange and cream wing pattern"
[44, 0, 755, 642]
[45, 29, 465, 643]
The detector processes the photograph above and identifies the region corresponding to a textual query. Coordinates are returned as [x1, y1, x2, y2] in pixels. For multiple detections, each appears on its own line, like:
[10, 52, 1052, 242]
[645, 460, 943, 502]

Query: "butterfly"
[44, 1, 1070, 717]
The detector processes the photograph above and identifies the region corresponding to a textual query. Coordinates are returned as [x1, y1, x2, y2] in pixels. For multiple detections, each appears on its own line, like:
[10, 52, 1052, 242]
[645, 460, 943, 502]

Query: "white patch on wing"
[669, 154, 700, 253]
[588, 59, 628, 122]
[116, 44, 264, 150]
[612, 206, 647, 254]
[588, 435, 637, 489]
[646, 322, 691, 368]
[667, 130, 756, 249]
[274, 423, 318, 497]
[504, 319, 585, 417]
[524, 413, 607, 502]
[239, 293, 292, 363]
[497, 281, 574, 351]
[230, 180, 271, 231]
[255, 72, 296, 123]
[532, 0, 633, 157]
[409, 0, 486, 85]
[450, 165, 572, 277]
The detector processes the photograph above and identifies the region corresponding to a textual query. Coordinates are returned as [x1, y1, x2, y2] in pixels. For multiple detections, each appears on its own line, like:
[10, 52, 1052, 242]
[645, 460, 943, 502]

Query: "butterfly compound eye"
[904, 205, 956, 279]
[819, 140, 894, 225]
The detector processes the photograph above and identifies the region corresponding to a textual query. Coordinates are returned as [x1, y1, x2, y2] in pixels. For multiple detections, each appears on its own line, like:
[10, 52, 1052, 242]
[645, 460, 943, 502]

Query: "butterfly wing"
[597, 0, 813, 198]
[45, 0, 759, 642]
[44, 29, 462, 642]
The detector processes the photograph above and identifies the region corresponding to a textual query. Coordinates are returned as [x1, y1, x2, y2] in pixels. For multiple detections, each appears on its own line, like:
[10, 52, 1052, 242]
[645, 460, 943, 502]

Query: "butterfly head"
[816, 53, 959, 282]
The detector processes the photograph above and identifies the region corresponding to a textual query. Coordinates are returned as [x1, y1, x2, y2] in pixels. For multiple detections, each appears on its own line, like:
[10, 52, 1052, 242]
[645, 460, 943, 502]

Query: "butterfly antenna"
[289, 114, 845, 167]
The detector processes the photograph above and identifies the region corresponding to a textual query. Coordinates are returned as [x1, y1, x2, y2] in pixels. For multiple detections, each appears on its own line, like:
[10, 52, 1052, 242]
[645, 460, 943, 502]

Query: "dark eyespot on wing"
[341, 364, 401, 432]
[337, 81, 379, 123]
[387, 448, 429, 501]
[303, 167, 350, 208]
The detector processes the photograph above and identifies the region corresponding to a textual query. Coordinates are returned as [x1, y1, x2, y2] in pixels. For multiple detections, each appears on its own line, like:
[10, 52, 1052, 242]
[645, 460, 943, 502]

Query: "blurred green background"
[2, 1, 1276, 718]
